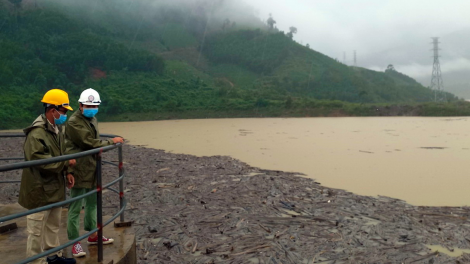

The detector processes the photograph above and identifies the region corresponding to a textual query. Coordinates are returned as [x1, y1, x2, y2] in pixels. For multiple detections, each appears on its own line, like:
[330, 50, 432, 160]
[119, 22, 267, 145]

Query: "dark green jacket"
[19, 115, 69, 210]
[65, 111, 113, 189]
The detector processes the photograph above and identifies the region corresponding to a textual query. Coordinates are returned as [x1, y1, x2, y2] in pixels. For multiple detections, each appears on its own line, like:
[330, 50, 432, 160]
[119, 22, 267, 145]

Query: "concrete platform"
[0, 203, 136, 264]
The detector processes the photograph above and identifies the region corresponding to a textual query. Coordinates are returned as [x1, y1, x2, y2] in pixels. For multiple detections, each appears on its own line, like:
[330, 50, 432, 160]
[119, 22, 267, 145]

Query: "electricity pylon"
[430, 37, 445, 102]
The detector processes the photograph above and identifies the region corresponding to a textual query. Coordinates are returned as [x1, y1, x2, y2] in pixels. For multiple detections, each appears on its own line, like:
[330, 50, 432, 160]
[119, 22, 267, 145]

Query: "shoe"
[87, 235, 114, 245]
[46, 254, 76, 264]
[72, 242, 86, 258]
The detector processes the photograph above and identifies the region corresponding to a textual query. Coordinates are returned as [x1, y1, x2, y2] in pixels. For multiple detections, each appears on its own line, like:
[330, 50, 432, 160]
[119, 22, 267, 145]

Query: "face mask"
[54, 110, 67, 125]
[83, 108, 99, 118]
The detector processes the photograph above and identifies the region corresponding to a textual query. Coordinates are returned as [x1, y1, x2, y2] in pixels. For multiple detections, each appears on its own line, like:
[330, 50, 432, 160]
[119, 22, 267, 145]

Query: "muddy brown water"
[99, 117, 470, 207]
[2, 126, 470, 261]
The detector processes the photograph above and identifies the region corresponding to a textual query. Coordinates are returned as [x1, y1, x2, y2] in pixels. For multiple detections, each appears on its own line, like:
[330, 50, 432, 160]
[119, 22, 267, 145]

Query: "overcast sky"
[246, 0, 470, 63]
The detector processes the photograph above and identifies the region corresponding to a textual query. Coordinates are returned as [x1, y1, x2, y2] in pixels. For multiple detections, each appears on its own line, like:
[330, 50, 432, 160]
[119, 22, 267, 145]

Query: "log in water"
[1, 137, 470, 263]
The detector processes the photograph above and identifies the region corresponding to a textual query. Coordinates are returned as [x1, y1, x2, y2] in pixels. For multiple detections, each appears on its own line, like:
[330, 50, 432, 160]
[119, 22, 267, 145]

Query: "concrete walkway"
[0, 203, 135, 264]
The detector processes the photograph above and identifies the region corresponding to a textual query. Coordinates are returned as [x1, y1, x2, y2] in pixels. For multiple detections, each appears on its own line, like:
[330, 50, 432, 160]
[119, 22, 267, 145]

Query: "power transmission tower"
[430, 37, 445, 102]
[353, 50, 357, 66]
[343, 52, 346, 64]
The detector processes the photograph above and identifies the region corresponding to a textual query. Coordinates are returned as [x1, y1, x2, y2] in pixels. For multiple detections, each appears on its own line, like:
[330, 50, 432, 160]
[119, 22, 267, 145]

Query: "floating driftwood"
[1, 138, 470, 263]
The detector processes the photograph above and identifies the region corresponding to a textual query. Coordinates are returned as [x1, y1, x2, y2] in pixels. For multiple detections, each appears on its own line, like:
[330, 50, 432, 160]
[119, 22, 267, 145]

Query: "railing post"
[118, 144, 125, 222]
[96, 150, 103, 262]
[0, 134, 125, 264]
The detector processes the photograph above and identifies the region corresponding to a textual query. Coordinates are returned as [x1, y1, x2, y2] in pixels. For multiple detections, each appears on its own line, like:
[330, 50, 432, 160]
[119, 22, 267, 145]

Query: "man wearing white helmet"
[64, 88, 124, 258]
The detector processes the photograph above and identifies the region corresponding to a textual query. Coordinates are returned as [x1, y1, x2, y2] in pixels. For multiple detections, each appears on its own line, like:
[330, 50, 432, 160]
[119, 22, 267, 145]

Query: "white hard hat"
[78, 88, 101, 105]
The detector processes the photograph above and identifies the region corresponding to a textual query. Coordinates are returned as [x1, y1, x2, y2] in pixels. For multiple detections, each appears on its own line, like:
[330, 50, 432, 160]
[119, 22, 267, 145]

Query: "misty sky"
[247, 0, 470, 65]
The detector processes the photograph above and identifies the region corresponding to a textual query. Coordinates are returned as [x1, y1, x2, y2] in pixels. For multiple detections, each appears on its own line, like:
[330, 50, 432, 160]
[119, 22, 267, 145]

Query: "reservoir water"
[100, 117, 470, 207]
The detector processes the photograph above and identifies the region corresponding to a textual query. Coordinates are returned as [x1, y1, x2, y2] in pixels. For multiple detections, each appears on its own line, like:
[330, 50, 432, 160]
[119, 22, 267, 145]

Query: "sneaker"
[46, 254, 76, 264]
[87, 235, 114, 245]
[72, 242, 86, 258]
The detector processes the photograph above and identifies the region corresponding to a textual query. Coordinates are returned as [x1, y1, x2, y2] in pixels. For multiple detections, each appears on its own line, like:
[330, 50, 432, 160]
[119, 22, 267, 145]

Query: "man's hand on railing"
[66, 174, 75, 189]
[69, 159, 76, 167]
[112, 137, 124, 144]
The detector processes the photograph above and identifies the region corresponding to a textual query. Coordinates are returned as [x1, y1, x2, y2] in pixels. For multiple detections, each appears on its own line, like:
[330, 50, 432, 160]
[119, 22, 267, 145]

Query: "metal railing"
[0, 133, 127, 263]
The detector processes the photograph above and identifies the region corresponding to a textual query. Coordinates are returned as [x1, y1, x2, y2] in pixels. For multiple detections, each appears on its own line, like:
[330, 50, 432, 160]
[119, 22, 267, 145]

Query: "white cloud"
[246, 0, 470, 58]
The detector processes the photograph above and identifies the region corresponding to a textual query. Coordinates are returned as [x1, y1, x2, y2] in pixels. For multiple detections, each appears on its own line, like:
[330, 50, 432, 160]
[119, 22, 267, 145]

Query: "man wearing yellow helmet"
[19, 89, 77, 264]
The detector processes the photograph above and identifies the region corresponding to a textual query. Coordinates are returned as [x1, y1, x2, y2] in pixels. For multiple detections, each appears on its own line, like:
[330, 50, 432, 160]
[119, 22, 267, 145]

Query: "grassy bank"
[4, 101, 468, 130]
[99, 101, 470, 123]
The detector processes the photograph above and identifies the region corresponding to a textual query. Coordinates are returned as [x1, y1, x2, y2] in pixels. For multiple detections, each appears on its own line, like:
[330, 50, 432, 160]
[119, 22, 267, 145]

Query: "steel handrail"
[0, 133, 127, 263]
[0, 144, 118, 172]
[17, 198, 127, 264]
[0, 188, 98, 223]
[0, 159, 119, 185]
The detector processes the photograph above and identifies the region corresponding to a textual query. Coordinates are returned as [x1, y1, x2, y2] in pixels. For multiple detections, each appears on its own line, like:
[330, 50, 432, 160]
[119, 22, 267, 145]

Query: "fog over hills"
[0, 0, 466, 129]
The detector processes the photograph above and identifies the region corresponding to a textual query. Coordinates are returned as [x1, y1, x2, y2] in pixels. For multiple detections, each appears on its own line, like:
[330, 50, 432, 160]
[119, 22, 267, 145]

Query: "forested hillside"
[0, 0, 460, 129]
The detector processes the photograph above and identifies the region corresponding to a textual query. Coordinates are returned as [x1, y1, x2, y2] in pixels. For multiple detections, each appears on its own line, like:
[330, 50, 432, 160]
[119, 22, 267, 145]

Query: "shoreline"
[1, 138, 470, 263]
[4, 100, 470, 130]
[99, 102, 470, 124]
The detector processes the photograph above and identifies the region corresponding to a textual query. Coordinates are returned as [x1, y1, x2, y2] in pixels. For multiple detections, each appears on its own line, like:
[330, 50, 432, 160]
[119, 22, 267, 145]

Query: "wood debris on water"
[1, 138, 470, 263]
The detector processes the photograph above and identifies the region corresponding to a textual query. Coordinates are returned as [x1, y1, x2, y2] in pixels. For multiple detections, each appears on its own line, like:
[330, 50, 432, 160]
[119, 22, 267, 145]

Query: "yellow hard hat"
[41, 89, 73, 111]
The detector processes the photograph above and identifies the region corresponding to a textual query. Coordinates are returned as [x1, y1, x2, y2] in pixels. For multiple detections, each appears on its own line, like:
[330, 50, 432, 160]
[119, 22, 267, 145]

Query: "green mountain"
[0, 0, 459, 129]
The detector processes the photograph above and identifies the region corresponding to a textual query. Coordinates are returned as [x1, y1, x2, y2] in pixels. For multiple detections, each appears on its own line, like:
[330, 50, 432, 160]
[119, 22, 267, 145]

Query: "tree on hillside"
[386, 64, 395, 72]
[221, 19, 236, 31]
[222, 18, 231, 30]
[8, 0, 22, 9]
[306, 43, 310, 49]
[0, 1, 7, 18]
[286, 26, 297, 39]
[267, 13, 276, 30]
[285, 96, 293, 108]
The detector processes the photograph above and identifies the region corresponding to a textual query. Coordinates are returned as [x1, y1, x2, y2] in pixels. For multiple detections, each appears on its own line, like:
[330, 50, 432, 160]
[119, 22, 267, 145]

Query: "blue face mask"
[54, 110, 67, 125]
[83, 108, 99, 118]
